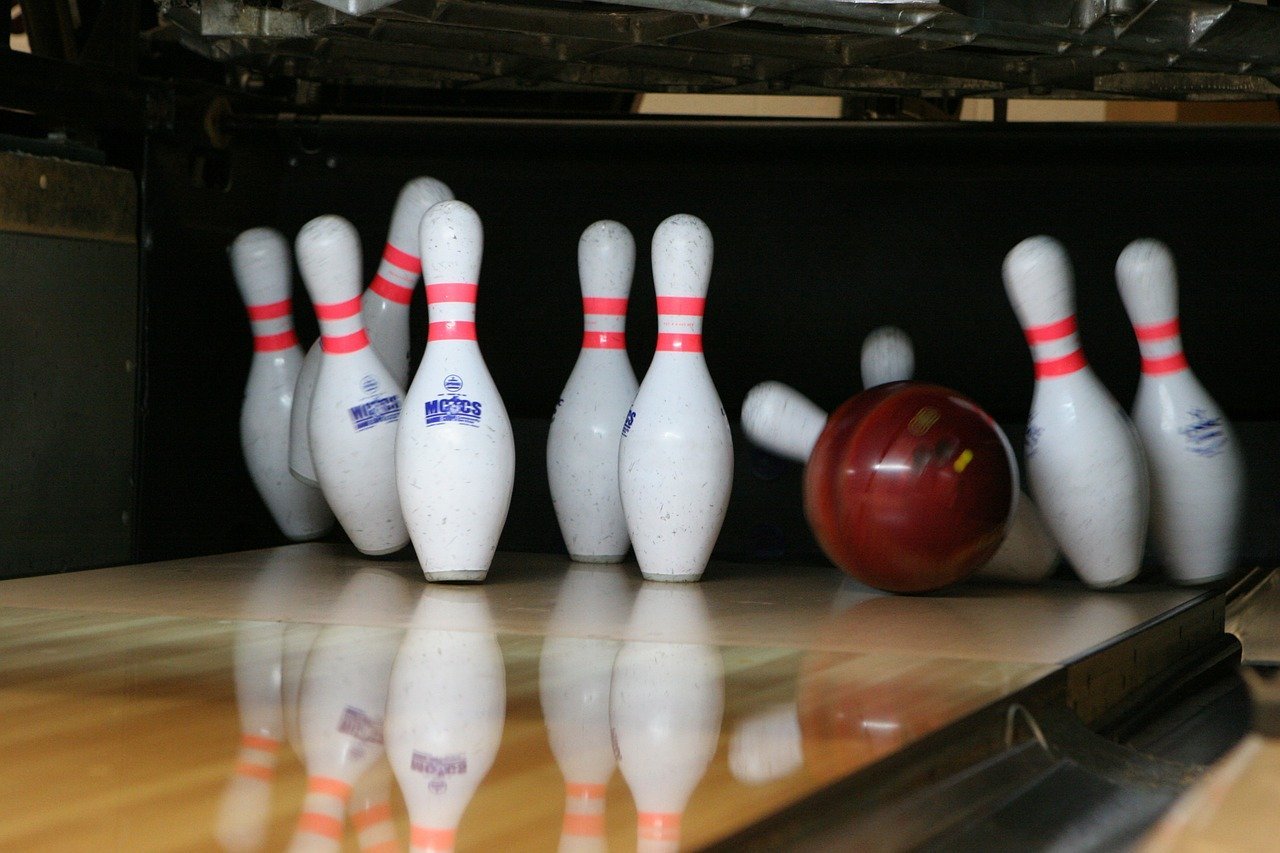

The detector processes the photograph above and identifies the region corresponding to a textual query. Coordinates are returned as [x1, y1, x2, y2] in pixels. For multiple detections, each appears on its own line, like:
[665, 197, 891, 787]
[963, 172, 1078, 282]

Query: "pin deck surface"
[0, 546, 1232, 850]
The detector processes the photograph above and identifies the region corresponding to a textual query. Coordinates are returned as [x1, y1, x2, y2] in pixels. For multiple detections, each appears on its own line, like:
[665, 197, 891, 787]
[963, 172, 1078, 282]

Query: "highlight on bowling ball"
[803, 381, 1016, 593]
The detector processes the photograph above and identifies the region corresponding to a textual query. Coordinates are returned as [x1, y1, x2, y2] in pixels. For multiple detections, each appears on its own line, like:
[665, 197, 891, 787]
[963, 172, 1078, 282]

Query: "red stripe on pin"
[254, 331, 298, 352]
[429, 320, 477, 341]
[383, 242, 421, 274]
[315, 296, 362, 321]
[1134, 318, 1180, 341]
[583, 297, 628, 315]
[583, 331, 625, 349]
[1143, 352, 1189, 374]
[321, 329, 369, 353]
[1024, 315, 1077, 345]
[247, 299, 291, 321]
[656, 332, 702, 352]
[297, 813, 343, 840]
[426, 282, 478, 304]
[370, 274, 414, 304]
[410, 825, 456, 850]
[1034, 349, 1087, 378]
[638, 812, 681, 841]
[656, 296, 706, 316]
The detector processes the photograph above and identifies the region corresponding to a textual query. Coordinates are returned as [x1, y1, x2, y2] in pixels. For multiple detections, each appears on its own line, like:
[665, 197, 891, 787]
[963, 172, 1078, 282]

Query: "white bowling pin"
[740, 381, 1058, 583]
[397, 200, 515, 582]
[230, 228, 334, 540]
[1003, 236, 1149, 588]
[216, 620, 286, 852]
[611, 584, 724, 853]
[297, 215, 408, 555]
[619, 214, 733, 583]
[547, 221, 640, 564]
[857, 328, 1059, 583]
[289, 177, 453, 485]
[385, 588, 506, 853]
[860, 325, 914, 389]
[539, 565, 633, 852]
[1115, 239, 1244, 584]
[289, 568, 410, 852]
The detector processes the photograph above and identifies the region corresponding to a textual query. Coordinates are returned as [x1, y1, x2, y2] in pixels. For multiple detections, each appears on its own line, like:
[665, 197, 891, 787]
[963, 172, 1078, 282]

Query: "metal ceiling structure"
[149, 0, 1280, 101]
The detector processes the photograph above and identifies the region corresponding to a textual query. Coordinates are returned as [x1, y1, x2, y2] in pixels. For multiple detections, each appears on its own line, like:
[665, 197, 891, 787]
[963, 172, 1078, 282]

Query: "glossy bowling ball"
[803, 381, 1015, 593]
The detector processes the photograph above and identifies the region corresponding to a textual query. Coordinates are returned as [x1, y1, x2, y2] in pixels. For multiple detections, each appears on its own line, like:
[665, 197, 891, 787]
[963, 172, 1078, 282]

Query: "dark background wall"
[136, 119, 1280, 571]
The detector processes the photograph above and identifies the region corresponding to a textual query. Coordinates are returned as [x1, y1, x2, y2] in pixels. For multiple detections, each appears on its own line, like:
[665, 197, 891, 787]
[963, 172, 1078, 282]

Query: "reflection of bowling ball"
[803, 381, 1015, 593]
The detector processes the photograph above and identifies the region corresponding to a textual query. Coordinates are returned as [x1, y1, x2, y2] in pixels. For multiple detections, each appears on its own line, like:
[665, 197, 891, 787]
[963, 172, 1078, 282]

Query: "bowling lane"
[0, 546, 1215, 851]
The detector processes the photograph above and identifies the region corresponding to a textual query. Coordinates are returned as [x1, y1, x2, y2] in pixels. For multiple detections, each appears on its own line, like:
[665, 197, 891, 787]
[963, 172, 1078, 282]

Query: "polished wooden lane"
[0, 546, 1217, 851]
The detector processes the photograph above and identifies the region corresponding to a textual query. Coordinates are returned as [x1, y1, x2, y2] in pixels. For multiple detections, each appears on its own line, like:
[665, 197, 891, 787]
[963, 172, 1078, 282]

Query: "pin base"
[288, 469, 319, 488]
[1167, 571, 1232, 587]
[1079, 568, 1141, 589]
[423, 569, 488, 583]
[356, 540, 409, 557]
[569, 553, 627, 564]
[639, 570, 704, 583]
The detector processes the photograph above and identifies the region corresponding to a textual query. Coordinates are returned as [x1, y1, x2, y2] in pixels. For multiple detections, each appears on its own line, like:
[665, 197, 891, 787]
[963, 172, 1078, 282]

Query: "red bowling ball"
[803, 381, 1016, 593]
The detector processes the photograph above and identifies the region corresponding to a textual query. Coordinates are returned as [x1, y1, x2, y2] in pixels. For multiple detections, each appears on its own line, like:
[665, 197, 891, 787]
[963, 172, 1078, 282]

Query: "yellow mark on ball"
[908, 407, 940, 436]
[953, 449, 974, 472]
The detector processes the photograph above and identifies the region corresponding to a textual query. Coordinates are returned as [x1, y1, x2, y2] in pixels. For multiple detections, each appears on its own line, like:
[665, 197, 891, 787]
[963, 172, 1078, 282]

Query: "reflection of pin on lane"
[619, 214, 733, 583]
[547, 221, 639, 565]
[385, 588, 506, 853]
[290, 177, 453, 485]
[539, 565, 634, 853]
[611, 584, 724, 853]
[740, 381, 1058, 583]
[348, 757, 399, 853]
[289, 569, 410, 853]
[397, 200, 515, 583]
[229, 228, 334, 541]
[1115, 239, 1244, 585]
[216, 621, 286, 853]
[1003, 236, 1149, 588]
[296, 216, 408, 555]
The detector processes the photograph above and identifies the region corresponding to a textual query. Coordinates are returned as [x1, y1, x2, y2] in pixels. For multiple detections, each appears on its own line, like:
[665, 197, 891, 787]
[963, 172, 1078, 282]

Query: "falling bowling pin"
[1002, 235, 1149, 588]
[230, 228, 334, 540]
[611, 583, 724, 852]
[548, 221, 639, 563]
[619, 214, 733, 582]
[860, 325, 914, 389]
[385, 587, 506, 853]
[290, 177, 453, 485]
[297, 215, 408, 555]
[397, 200, 515, 582]
[1115, 239, 1244, 584]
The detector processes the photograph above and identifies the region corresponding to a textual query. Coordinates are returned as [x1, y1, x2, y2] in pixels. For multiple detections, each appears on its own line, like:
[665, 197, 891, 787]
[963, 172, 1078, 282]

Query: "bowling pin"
[547, 221, 639, 564]
[397, 200, 515, 582]
[289, 177, 453, 485]
[539, 565, 633, 852]
[611, 584, 724, 853]
[856, 328, 1060, 583]
[230, 228, 334, 540]
[1115, 239, 1244, 584]
[619, 214, 733, 583]
[739, 381, 1058, 583]
[289, 568, 410, 852]
[385, 588, 506, 853]
[1002, 235, 1149, 588]
[860, 325, 914, 389]
[297, 215, 408, 555]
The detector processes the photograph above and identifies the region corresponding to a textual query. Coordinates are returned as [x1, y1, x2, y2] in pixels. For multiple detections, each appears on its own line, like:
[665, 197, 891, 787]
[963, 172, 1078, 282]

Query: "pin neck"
[426, 282, 478, 342]
[246, 298, 297, 352]
[369, 241, 421, 305]
[1133, 318, 1188, 375]
[1024, 314, 1086, 378]
[315, 295, 370, 353]
[655, 295, 705, 352]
